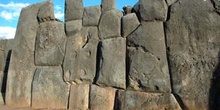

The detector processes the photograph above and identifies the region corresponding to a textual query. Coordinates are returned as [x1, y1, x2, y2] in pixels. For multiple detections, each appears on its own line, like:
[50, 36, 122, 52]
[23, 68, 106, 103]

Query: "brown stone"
[69, 84, 89, 110]
[89, 85, 115, 110]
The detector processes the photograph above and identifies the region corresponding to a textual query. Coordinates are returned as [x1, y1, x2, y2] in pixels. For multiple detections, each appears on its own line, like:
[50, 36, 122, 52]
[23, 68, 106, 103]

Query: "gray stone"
[65, 20, 82, 36]
[32, 66, 69, 109]
[98, 10, 123, 39]
[101, 0, 116, 12]
[133, 0, 168, 21]
[116, 90, 181, 110]
[37, 0, 55, 22]
[166, 0, 178, 6]
[5, 3, 43, 107]
[89, 85, 115, 110]
[165, 0, 220, 109]
[212, 0, 220, 13]
[63, 27, 99, 84]
[96, 37, 126, 89]
[127, 48, 171, 92]
[83, 6, 101, 26]
[35, 21, 66, 66]
[127, 21, 170, 92]
[122, 13, 140, 37]
[65, 0, 84, 21]
[69, 84, 89, 110]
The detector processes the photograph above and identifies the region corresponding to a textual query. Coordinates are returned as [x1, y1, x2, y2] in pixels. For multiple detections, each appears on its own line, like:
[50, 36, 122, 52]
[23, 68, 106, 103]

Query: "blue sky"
[0, 0, 138, 39]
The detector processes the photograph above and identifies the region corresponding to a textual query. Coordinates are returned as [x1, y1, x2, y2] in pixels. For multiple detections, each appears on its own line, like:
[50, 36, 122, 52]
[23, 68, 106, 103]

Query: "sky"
[0, 0, 138, 39]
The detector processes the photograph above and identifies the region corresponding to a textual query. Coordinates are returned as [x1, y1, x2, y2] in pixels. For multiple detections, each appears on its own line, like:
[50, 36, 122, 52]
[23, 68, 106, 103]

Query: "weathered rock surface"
[37, 0, 55, 22]
[96, 38, 126, 89]
[32, 66, 69, 109]
[65, 20, 82, 36]
[165, 0, 220, 109]
[35, 21, 66, 66]
[127, 21, 170, 92]
[65, 0, 84, 21]
[98, 10, 123, 39]
[101, 0, 116, 12]
[166, 0, 178, 6]
[133, 0, 168, 21]
[115, 90, 181, 110]
[83, 6, 101, 26]
[63, 27, 99, 84]
[69, 84, 89, 110]
[5, 3, 43, 107]
[122, 13, 140, 37]
[89, 85, 115, 110]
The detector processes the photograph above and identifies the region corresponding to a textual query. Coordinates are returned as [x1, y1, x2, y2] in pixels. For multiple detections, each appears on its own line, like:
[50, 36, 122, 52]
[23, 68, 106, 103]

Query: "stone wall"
[0, 0, 220, 109]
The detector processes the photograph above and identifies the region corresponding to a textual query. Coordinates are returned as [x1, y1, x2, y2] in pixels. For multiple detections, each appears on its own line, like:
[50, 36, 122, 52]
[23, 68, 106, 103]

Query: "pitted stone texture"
[6, 3, 43, 107]
[116, 90, 181, 110]
[101, 0, 116, 12]
[65, 0, 84, 21]
[122, 13, 140, 37]
[65, 20, 82, 36]
[96, 38, 126, 89]
[165, 0, 220, 109]
[83, 6, 101, 26]
[89, 85, 115, 110]
[166, 0, 178, 6]
[99, 10, 123, 39]
[69, 84, 89, 110]
[133, 0, 168, 21]
[35, 21, 66, 66]
[63, 27, 99, 84]
[37, 0, 55, 22]
[32, 66, 69, 109]
[127, 21, 170, 92]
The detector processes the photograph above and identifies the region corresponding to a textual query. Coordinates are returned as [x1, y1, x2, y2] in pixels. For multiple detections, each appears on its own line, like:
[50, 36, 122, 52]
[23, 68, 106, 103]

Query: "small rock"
[116, 90, 181, 110]
[69, 84, 89, 110]
[133, 0, 168, 21]
[89, 85, 116, 110]
[65, 0, 84, 21]
[122, 13, 140, 37]
[65, 20, 82, 36]
[37, 0, 55, 22]
[101, 0, 116, 12]
[83, 6, 101, 26]
[98, 10, 123, 39]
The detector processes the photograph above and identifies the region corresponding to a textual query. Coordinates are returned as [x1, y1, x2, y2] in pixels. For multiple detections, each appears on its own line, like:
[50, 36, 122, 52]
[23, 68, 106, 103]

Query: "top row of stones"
[65, 0, 115, 22]
[65, 0, 168, 22]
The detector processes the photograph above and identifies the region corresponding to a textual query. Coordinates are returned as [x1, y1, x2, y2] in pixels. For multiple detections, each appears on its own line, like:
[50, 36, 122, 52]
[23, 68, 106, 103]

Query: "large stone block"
[83, 6, 101, 26]
[115, 90, 181, 110]
[127, 48, 171, 92]
[37, 0, 55, 22]
[127, 21, 170, 92]
[89, 85, 115, 110]
[165, 0, 220, 109]
[35, 21, 66, 66]
[65, 20, 82, 36]
[69, 84, 89, 110]
[63, 27, 99, 84]
[98, 10, 123, 39]
[32, 66, 69, 109]
[5, 3, 43, 107]
[122, 13, 140, 37]
[65, 0, 84, 21]
[101, 0, 116, 12]
[133, 0, 168, 21]
[96, 37, 126, 89]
